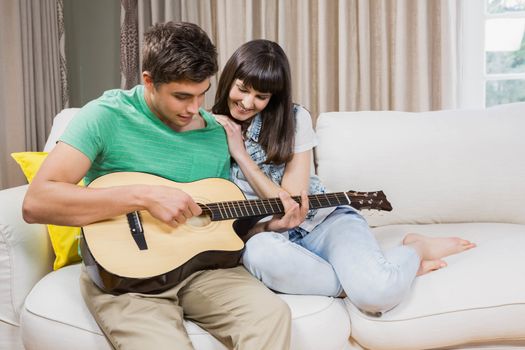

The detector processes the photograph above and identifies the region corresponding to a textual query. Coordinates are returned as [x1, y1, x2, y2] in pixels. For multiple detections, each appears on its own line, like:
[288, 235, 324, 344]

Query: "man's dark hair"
[142, 21, 218, 85]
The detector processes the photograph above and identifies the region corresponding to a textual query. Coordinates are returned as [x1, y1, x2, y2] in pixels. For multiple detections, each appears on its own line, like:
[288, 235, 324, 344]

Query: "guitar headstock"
[345, 190, 393, 211]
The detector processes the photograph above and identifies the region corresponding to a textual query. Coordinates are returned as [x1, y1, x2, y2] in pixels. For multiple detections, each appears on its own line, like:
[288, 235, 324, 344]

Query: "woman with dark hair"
[213, 39, 475, 313]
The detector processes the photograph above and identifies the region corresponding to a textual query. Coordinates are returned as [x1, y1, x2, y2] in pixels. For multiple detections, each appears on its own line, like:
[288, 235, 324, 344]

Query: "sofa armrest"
[0, 185, 54, 326]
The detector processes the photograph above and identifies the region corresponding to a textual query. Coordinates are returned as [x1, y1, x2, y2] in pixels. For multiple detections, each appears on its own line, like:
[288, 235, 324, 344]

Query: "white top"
[293, 106, 318, 153]
[231, 105, 336, 233]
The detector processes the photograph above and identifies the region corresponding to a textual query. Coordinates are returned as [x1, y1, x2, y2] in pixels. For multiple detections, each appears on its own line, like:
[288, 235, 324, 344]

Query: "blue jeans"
[242, 207, 420, 313]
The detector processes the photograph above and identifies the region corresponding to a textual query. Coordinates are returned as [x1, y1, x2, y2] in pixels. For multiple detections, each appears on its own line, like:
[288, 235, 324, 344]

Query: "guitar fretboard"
[199, 192, 351, 221]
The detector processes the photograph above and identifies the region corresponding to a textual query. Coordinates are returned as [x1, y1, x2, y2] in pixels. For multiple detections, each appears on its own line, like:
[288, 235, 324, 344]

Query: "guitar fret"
[261, 200, 270, 215]
[270, 198, 284, 214]
[220, 203, 228, 219]
[268, 199, 277, 213]
[316, 197, 324, 207]
[232, 202, 242, 218]
[225, 201, 235, 219]
[341, 192, 351, 205]
[247, 200, 257, 216]
[260, 200, 268, 215]
[218, 202, 228, 220]
[234, 201, 243, 218]
[332, 193, 341, 205]
[257, 200, 267, 215]
[313, 195, 322, 208]
[262, 200, 272, 214]
[228, 202, 239, 219]
[241, 200, 250, 218]
[236, 202, 245, 217]
[250, 200, 259, 215]
[261, 200, 275, 215]
[255, 200, 264, 214]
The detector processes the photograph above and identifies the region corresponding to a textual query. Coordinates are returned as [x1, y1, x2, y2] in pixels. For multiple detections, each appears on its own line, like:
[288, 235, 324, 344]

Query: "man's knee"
[270, 296, 292, 324]
[255, 295, 291, 346]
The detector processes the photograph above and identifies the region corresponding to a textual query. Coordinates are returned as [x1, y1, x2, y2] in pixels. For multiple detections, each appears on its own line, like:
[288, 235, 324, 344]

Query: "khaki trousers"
[80, 266, 291, 350]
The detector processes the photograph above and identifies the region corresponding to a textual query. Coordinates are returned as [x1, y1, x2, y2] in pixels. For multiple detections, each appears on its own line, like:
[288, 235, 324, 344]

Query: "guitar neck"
[200, 192, 351, 221]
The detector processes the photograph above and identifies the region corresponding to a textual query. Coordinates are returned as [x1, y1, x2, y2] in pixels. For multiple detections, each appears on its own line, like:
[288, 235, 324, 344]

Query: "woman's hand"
[213, 114, 248, 160]
[248, 191, 309, 236]
[265, 191, 309, 232]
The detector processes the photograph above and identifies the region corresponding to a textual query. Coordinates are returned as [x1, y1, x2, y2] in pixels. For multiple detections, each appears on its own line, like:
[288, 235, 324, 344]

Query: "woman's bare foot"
[403, 233, 476, 262]
[417, 259, 447, 276]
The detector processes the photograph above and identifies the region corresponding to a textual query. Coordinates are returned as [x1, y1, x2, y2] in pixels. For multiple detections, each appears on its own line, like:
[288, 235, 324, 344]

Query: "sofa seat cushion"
[347, 222, 525, 350]
[20, 264, 350, 350]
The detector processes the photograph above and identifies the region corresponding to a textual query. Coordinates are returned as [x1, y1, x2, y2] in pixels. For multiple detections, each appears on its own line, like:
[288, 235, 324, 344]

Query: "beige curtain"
[120, 0, 140, 89]
[0, 0, 68, 190]
[121, 0, 457, 119]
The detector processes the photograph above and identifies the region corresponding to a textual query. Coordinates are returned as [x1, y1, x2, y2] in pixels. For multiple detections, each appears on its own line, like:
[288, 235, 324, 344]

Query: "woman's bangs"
[239, 61, 284, 94]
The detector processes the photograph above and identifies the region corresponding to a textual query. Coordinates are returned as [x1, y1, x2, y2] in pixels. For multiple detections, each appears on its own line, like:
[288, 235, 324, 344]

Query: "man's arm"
[23, 142, 201, 227]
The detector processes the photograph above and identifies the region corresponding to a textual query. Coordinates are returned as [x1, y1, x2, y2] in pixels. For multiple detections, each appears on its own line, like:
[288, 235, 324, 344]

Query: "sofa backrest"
[315, 102, 525, 227]
[43, 108, 80, 152]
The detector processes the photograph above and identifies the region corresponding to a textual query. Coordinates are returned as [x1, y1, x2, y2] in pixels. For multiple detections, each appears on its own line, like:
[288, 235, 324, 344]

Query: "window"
[459, 0, 525, 108]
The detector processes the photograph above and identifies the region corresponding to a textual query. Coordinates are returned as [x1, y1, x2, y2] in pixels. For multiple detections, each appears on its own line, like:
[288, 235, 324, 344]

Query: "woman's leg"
[242, 231, 343, 296]
[300, 207, 420, 313]
[243, 208, 476, 313]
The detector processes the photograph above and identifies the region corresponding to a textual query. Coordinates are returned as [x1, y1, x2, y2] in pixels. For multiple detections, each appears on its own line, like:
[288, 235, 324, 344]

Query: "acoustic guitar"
[80, 172, 392, 294]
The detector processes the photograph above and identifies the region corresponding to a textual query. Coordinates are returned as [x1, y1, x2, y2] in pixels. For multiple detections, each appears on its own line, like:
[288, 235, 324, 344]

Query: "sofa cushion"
[10, 152, 83, 270]
[315, 102, 525, 227]
[20, 264, 351, 350]
[10, 152, 48, 183]
[348, 222, 525, 350]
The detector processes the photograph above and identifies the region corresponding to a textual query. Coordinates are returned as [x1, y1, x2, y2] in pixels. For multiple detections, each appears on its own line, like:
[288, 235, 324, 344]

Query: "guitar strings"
[198, 192, 384, 220]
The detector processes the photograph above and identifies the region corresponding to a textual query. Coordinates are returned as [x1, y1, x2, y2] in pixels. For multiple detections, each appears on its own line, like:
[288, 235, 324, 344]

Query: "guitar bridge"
[127, 211, 148, 250]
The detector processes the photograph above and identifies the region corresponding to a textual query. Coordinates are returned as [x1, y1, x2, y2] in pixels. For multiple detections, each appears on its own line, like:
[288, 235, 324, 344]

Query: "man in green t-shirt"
[23, 22, 291, 350]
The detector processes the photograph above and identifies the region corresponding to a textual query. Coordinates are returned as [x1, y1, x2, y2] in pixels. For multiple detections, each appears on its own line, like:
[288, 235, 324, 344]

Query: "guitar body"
[81, 172, 245, 294]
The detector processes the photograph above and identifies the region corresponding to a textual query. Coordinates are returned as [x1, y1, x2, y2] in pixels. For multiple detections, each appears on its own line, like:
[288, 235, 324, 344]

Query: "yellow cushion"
[11, 152, 82, 270]
[11, 151, 48, 182]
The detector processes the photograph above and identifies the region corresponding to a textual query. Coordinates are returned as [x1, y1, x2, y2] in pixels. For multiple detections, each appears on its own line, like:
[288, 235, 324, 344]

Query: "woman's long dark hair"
[212, 40, 295, 165]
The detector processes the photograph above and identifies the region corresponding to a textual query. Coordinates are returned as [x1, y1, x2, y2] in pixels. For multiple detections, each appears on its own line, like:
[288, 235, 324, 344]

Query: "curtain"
[120, 0, 458, 120]
[120, 0, 140, 89]
[0, 0, 68, 190]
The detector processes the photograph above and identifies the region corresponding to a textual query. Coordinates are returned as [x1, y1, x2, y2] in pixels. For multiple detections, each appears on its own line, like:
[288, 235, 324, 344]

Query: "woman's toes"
[417, 259, 447, 276]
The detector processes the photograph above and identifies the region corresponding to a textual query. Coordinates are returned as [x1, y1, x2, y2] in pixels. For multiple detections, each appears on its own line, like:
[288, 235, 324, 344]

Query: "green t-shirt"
[60, 85, 230, 185]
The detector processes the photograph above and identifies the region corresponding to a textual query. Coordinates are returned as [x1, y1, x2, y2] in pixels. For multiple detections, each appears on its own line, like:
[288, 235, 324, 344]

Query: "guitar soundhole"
[187, 214, 212, 227]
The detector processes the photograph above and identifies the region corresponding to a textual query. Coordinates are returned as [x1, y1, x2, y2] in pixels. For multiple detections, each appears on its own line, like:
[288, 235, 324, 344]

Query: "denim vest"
[230, 107, 333, 237]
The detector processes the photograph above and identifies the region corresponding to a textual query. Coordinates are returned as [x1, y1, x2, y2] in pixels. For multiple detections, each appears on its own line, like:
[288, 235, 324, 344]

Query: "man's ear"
[142, 71, 153, 88]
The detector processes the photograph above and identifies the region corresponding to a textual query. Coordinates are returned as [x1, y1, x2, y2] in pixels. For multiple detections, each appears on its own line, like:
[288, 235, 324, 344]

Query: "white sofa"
[1, 108, 350, 350]
[1, 103, 525, 350]
[315, 102, 525, 350]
